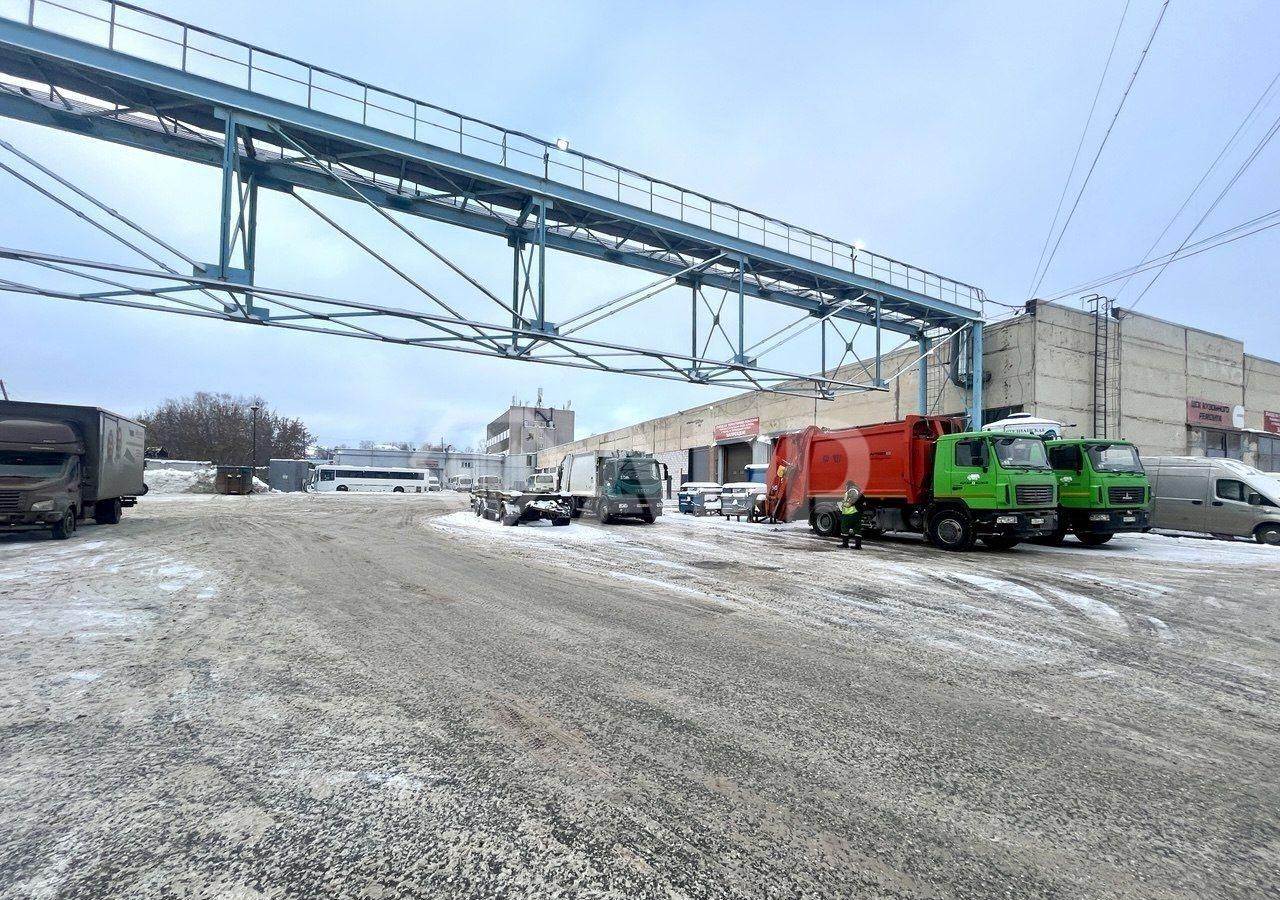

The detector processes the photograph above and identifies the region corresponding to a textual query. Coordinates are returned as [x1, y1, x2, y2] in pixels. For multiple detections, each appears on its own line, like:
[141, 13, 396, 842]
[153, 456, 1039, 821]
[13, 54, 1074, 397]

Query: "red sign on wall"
[1186, 398, 1231, 427]
[1264, 410, 1280, 435]
[713, 417, 760, 441]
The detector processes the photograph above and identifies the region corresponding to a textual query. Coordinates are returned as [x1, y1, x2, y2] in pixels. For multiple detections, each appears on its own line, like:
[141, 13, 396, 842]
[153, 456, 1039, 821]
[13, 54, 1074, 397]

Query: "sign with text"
[713, 417, 760, 441]
[1186, 398, 1232, 427]
[1265, 410, 1280, 435]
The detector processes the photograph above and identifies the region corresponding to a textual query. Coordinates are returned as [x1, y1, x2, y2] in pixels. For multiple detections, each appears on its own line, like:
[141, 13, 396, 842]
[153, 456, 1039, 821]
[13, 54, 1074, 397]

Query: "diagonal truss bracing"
[0, 0, 989, 417]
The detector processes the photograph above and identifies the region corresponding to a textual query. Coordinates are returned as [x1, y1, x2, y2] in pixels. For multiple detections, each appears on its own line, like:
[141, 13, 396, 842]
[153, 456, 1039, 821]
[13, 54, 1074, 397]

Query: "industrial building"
[329, 447, 532, 489]
[484, 396, 576, 462]
[541, 300, 1280, 483]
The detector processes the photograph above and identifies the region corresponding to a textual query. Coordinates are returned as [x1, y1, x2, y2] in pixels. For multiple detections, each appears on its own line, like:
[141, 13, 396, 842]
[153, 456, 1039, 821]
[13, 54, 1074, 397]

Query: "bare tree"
[138, 392, 316, 466]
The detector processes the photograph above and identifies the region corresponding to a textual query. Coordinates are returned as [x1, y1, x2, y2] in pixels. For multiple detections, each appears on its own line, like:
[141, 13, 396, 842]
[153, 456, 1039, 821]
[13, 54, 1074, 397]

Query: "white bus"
[446, 474, 474, 491]
[311, 464, 432, 493]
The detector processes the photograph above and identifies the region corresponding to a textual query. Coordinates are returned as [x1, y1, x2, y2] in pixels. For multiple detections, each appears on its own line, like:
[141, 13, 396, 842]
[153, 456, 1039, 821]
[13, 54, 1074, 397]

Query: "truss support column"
[821, 319, 827, 377]
[690, 281, 698, 374]
[535, 199, 547, 332]
[244, 173, 259, 283]
[737, 261, 745, 361]
[510, 234, 523, 352]
[968, 321, 984, 428]
[218, 112, 238, 276]
[874, 296, 882, 386]
[917, 333, 931, 414]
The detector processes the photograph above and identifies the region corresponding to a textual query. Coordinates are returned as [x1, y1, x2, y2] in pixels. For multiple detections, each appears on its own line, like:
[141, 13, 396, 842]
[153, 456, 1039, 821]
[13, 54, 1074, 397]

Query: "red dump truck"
[764, 415, 1060, 550]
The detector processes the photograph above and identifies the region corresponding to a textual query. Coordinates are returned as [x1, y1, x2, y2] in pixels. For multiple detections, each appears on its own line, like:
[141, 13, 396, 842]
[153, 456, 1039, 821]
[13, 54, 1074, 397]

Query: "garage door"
[722, 442, 753, 482]
[689, 447, 710, 482]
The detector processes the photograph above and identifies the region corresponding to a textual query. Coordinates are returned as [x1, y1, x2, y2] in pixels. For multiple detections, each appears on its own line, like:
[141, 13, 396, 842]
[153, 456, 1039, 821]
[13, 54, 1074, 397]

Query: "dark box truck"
[0, 401, 146, 539]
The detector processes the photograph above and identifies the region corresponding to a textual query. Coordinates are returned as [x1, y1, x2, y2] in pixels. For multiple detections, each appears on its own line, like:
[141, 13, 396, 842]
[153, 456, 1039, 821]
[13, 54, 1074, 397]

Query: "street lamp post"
[249, 403, 262, 482]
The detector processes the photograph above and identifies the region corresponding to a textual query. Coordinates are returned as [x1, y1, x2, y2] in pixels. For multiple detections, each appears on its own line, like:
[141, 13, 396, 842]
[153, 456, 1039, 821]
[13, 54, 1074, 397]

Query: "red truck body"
[764, 415, 963, 523]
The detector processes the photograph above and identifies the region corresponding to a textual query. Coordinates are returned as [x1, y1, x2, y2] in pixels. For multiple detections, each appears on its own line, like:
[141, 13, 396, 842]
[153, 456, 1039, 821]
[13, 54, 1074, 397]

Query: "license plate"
[1123, 516, 1135, 523]
[1031, 518, 1044, 525]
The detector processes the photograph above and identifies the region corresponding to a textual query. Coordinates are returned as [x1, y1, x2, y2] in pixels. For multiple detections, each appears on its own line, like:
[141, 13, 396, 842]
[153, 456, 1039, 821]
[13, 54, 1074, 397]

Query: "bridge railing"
[2, 0, 985, 311]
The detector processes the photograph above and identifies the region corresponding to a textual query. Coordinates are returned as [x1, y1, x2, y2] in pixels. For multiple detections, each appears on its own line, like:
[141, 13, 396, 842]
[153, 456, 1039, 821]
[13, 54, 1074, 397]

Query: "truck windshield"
[1086, 443, 1144, 473]
[612, 459, 661, 486]
[0, 451, 69, 478]
[992, 438, 1050, 470]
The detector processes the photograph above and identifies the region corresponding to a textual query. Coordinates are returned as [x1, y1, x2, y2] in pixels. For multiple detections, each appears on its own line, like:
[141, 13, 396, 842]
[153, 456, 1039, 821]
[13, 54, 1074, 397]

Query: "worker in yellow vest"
[840, 481, 864, 550]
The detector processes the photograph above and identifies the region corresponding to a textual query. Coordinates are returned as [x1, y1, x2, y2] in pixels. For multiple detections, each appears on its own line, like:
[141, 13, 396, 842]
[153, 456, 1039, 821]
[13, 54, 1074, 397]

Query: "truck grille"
[1015, 484, 1054, 506]
[1109, 485, 1145, 505]
[0, 491, 20, 512]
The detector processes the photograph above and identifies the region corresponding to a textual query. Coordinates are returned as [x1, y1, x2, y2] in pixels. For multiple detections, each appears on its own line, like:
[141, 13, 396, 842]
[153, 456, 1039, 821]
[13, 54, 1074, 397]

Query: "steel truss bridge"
[0, 0, 988, 416]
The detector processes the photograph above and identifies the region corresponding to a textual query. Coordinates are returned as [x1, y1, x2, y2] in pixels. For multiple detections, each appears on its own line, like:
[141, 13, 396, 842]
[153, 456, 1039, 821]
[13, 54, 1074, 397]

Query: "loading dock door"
[689, 447, 710, 483]
[721, 442, 753, 483]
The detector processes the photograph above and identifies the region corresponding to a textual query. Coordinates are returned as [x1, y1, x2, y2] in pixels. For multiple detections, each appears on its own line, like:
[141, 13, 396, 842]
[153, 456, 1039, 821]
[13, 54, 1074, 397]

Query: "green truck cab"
[926, 430, 1060, 550]
[1037, 439, 1150, 545]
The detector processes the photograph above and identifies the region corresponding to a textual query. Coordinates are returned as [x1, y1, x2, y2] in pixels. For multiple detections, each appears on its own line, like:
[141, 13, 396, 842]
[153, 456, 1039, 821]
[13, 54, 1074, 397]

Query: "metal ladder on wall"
[1085, 294, 1113, 438]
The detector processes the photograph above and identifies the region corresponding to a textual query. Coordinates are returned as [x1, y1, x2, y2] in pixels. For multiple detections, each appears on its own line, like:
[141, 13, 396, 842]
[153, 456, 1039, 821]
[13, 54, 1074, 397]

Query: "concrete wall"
[540, 300, 1280, 471]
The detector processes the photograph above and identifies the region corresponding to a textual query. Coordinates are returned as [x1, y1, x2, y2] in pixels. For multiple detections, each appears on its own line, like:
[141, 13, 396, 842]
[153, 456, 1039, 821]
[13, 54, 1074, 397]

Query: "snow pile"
[145, 466, 218, 494]
[143, 467, 272, 494]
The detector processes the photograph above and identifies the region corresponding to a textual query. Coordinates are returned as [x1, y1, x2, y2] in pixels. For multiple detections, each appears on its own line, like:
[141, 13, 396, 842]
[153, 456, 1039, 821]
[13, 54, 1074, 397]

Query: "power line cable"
[1026, 0, 1131, 298]
[1128, 107, 1280, 310]
[1029, 0, 1170, 299]
[1047, 206, 1280, 300]
[1114, 65, 1280, 300]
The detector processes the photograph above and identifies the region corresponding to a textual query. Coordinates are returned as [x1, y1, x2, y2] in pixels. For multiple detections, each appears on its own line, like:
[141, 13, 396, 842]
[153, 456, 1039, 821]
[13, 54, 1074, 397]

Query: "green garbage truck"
[1037, 439, 1150, 545]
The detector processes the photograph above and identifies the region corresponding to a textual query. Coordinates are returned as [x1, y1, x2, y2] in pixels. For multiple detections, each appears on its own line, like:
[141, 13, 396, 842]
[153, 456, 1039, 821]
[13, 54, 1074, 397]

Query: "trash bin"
[215, 465, 254, 495]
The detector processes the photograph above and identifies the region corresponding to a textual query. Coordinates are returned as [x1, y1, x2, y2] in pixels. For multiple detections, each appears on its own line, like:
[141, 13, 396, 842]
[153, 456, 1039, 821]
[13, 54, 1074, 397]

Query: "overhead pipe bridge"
[0, 0, 987, 417]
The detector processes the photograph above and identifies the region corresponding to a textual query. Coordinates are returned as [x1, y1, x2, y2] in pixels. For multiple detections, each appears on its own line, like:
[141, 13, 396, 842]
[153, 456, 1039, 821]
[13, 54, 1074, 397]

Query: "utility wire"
[1046, 206, 1280, 300]
[1128, 107, 1280, 310]
[1114, 65, 1280, 300]
[1029, 0, 1170, 299]
[1026, 0, 1131, 298]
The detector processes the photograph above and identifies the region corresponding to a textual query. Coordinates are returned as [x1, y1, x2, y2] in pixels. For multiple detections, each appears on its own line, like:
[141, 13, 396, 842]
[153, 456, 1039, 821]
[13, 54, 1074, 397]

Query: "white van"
[1142, 456, 1280, 545]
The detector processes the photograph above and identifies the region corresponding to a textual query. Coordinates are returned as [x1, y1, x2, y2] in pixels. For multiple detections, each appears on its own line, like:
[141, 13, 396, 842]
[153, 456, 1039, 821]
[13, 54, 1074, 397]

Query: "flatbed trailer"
[471, 489, 573, 526]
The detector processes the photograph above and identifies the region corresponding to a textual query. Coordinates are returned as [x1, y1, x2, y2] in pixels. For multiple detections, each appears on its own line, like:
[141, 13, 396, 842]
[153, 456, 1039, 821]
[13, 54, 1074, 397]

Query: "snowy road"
[1, 493, 1277, 898]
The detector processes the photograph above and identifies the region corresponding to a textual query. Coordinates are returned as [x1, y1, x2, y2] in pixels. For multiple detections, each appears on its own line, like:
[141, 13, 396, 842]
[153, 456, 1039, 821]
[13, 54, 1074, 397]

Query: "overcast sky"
[2, 0, 1277, 448]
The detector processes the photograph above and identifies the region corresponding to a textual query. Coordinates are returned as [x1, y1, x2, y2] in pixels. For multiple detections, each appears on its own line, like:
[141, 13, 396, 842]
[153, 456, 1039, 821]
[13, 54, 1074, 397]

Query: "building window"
[1194, 428, 1243, 460]
[1258, 436, 1280, 473]
[526, 454, 535, 466]
[462, 461, 472, 468]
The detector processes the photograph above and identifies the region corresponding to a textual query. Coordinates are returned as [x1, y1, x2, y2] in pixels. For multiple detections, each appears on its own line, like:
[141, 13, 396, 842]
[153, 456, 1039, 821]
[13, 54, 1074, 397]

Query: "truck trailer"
[559, 450, 667, 524]
[471, 487, 573, 526]
[0, 401, 146, 539]
[764, 415, 1059, 551]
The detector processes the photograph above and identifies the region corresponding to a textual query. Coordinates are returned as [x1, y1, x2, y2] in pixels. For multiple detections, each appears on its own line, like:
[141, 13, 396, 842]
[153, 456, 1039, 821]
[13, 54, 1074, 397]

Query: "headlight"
[995, 515, 1017, 524]
[30, 500, 55, 511]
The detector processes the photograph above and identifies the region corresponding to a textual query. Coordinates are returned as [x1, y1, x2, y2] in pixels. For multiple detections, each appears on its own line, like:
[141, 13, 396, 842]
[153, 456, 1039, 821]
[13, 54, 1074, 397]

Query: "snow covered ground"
[0, 493, 1276, 898]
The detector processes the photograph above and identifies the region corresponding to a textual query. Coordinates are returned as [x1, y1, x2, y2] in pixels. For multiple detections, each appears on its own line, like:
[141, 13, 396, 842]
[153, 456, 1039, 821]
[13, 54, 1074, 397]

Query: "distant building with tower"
[485, 390, 575, 465]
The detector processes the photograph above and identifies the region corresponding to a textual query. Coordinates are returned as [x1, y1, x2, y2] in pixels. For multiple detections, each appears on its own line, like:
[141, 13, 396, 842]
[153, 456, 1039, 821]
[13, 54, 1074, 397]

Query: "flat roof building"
[541, 300, 1280, 484]
[485, 398, 575, 463]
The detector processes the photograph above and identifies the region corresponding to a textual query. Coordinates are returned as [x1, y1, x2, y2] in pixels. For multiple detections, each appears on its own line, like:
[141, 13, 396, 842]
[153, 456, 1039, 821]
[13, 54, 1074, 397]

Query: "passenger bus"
[446, 474, 474, 491]
[311, 464, 432, 493]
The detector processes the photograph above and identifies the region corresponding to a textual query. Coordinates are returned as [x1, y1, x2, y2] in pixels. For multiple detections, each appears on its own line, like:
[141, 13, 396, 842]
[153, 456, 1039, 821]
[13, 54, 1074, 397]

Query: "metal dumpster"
[677, 482, 721, 516]
[215, 465, 254, 495]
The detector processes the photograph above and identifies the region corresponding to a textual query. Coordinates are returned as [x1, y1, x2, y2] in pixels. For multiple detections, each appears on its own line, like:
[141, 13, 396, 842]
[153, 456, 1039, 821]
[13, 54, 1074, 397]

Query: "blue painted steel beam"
[0, 88, 928, 337]
[0, 17, 982, 331]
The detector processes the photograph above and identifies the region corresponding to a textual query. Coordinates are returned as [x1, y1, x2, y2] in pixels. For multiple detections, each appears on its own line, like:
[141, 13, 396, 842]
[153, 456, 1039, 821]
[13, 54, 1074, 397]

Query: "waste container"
[215, 465, 254, 495]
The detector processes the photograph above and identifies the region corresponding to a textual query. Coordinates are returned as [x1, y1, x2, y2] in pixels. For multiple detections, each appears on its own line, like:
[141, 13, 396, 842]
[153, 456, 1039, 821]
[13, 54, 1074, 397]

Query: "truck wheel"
[501, 503, 521, 526]
[597, 500, 613, 525]
[642, 511, 655, 524]
[552, 516, 571, 527]
[982, 535, 1021, 550]
[1077, 533, 1113, 547]
[927, 508, 975, 551]
[94, 498, 122, 525]
[1256, 524, 1280, 546]
[51, 508, 76, 540]
[813, 508, 840, 537]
